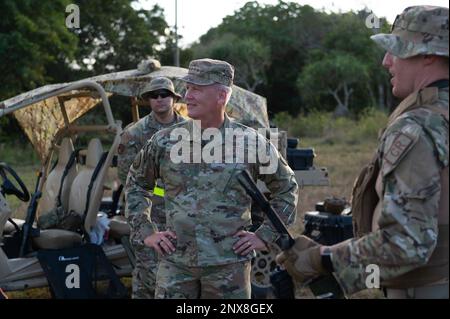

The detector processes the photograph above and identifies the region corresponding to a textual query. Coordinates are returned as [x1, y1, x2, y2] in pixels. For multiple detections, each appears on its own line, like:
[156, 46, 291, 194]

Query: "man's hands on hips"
[144, 230, 177, 255]
[276, 235, 329, 283]
[233, 230, 268, 255]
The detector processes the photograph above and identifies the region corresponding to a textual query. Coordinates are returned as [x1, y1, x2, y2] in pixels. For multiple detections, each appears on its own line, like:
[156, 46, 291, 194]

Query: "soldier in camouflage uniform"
[125, 58, 299, 299]
[276, 6, 449, 299]
[118, 76, 185, 299]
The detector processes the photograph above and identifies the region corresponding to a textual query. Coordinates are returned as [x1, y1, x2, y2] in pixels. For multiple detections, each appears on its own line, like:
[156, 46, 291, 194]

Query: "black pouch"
[37, 243, 128, 299]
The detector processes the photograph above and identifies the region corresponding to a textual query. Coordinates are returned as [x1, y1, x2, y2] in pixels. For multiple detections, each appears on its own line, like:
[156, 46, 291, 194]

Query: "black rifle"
[236, 169, 343, 299]
[19, 171, 42, 257]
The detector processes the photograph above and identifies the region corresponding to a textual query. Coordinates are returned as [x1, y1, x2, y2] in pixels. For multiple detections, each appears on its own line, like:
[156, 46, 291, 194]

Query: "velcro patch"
[384, 132, 415, 166]
[120, 131, 132, 144]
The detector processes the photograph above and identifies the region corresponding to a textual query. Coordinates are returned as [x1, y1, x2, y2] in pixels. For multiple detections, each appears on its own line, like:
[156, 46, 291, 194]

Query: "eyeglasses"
[145, 90, 172, 99]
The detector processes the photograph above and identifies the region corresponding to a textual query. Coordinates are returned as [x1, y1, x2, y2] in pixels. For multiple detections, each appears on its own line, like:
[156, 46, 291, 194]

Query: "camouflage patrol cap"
[140, 76, 182, 100]
[371, 6, 449, 58]
[180, 58, 235, 87]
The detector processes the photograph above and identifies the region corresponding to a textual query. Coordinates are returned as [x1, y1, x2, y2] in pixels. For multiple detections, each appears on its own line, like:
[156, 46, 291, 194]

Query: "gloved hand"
[276, 235, 327, 283]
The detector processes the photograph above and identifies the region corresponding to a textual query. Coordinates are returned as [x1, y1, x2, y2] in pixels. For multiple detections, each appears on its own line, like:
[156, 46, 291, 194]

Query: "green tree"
[158, 29, 193, 68]
[193, 34, 270, 92]
[322, 11, 391, 111]
[192, 2, 391, 116]
[298, 52, 369, 116]
[69, 0, 169, 75]
[193, 1, 332, 114]
[0, 0, 78, 101]
[0, 0, 172, 142]
[0, 0, 78, 140]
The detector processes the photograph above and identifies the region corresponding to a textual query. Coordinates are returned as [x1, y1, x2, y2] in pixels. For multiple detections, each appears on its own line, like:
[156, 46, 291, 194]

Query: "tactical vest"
[351, 86, 449, 289]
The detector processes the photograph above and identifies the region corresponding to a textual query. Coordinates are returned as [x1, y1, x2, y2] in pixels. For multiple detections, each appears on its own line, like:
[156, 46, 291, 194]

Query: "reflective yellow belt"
[153, 185, 165, 197]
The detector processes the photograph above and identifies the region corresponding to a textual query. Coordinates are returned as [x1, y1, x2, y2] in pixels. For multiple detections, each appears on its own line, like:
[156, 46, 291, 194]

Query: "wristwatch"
[321, 248, 334, 273]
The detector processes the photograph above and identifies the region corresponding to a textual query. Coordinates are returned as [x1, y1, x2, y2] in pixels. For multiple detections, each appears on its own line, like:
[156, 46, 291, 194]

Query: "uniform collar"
[387, 86, 441, 126]
[146, 111, 180, 129]
[186, 113, 233, 141]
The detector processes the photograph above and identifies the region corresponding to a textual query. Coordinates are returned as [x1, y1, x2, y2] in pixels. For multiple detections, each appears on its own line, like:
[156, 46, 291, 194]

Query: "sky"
[138, 0, 449, 47]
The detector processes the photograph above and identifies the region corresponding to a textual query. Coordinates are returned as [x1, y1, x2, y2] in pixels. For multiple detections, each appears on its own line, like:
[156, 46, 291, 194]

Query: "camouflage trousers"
[130, 202, 166, 299]
[131, 244, 159, 299]
[155, 260, 251, 299]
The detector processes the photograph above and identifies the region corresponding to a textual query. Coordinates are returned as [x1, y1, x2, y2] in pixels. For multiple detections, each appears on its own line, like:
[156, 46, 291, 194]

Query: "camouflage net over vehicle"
[1, 61, 269, 163]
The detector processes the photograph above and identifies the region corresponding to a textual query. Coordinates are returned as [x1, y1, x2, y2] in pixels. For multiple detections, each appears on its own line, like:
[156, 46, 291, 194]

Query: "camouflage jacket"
[331, 86, 449, 295]
[125, 115, 298, 267]
[117, 111, 185, 184]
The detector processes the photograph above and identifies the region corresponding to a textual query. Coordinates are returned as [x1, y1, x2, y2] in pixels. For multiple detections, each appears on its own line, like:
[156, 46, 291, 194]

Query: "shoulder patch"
[120, 130, 133, 144]
[381, 128, 420, 176]
[384, 132, 415, 166]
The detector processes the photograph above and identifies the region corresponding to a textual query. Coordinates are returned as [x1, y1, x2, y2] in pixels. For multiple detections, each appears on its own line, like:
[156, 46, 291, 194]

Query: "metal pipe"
[0, 81, 115, 126]
[67, 125, 115, 133]
[174, 0, 180, 67]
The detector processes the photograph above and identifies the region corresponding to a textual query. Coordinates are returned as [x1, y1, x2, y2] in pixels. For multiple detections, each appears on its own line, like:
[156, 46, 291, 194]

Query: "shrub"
[273, 109, 388, 145]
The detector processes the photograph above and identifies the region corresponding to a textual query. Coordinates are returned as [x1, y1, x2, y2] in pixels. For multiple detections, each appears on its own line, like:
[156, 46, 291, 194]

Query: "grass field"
[1, 110, 387, 299]
[291, 137, 377, 233]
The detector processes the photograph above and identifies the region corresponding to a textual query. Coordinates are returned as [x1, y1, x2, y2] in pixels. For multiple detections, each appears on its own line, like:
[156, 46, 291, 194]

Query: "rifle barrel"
[236, 170, 294, 245]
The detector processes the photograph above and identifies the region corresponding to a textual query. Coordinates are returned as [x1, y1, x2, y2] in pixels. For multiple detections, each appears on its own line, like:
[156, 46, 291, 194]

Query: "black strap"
[50, 159, 58, 172]
[56, 149, 79, 207]
[6, 218, 20, 233]
[83, 152, 108, 223]
[109, 184, 123, 217]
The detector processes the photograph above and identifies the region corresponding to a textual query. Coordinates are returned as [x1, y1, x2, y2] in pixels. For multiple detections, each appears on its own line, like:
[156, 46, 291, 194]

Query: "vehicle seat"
[32, 229, 82, 250]
[0, 192, 13, 241]
[81, 128, 123, 238]
[38, 138, 78, 216]
[67, 139, 104, 218]
[32, 139, 104, 250]
[109, 215, 130, 238]
[3, 218, 25, 235]
[3, 138, 78, 238]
